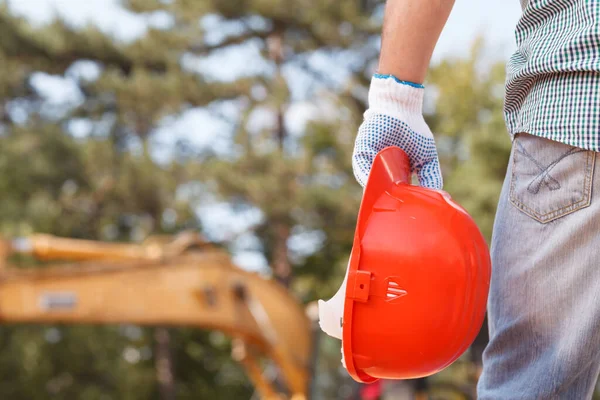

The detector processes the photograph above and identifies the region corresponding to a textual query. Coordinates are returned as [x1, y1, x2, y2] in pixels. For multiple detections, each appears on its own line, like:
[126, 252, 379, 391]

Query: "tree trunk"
[268, 26, 286, 152]
[267, 26, 293, 288]
[272, 222, 291, 287]
[154, 327, 176, 400]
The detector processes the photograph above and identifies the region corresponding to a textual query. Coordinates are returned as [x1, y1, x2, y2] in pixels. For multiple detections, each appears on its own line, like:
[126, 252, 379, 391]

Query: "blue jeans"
[478, 133, 600, 399]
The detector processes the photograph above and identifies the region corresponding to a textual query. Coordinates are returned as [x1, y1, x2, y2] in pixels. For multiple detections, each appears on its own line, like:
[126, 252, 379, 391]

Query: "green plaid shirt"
[505, 0, 600, 150]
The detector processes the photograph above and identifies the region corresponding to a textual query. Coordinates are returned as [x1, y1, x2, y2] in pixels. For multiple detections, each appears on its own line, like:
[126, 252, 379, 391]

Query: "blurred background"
[0, 0, 596, 399]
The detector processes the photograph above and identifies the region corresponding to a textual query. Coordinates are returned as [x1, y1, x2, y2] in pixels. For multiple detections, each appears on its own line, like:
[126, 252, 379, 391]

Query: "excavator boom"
[0, 233, 312, 399]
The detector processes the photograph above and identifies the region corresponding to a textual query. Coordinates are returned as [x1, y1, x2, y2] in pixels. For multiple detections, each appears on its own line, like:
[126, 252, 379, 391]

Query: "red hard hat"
[342, 146, 491, 383]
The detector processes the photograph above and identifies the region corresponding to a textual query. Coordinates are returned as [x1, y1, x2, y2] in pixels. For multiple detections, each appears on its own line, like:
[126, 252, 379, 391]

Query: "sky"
[7, 0, 523, 271]
[436, 1, 522, 62]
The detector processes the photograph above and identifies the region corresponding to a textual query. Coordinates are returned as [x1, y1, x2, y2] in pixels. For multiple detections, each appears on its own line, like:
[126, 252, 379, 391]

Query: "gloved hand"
[352, 74, 443, 189]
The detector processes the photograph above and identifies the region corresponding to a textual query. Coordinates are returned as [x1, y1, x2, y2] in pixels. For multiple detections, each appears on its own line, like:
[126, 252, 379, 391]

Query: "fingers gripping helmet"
[322, 146, 491, 383]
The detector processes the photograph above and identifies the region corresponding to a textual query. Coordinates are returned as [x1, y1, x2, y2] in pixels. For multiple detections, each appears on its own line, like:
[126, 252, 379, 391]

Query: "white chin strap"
[317, 262, 350, 340]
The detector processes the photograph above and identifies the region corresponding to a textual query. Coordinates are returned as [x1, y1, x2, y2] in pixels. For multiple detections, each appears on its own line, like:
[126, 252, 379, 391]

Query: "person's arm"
[351, 0, 455, 190]
[378, 0, 455, 84]
[321, 1, 456, 342]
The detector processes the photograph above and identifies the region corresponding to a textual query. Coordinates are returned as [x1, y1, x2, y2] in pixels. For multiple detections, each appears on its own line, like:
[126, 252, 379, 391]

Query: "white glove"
[352, 74, 443, 189]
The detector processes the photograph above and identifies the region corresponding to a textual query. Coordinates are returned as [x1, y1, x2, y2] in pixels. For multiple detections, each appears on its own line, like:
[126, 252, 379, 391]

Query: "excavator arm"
[0, 232, 312, 400]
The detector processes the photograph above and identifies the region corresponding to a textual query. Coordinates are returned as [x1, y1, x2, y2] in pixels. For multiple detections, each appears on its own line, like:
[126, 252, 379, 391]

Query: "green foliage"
[427, 41, 512, 241]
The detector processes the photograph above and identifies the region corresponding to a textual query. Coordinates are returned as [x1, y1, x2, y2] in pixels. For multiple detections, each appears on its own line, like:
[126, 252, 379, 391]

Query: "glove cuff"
[368, 74, 424, 115]
[366, 74, 430, 138]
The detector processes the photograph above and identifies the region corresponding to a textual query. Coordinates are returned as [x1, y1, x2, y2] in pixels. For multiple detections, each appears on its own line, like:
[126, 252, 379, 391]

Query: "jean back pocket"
[509, 133, 595, 223]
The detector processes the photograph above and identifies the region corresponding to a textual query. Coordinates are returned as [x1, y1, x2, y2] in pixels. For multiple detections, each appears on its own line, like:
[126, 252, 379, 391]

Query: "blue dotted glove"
[352, 74, 443, 189]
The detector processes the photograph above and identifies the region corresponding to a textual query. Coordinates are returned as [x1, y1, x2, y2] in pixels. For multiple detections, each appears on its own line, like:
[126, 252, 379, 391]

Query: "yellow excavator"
[0, 231, 314, 400]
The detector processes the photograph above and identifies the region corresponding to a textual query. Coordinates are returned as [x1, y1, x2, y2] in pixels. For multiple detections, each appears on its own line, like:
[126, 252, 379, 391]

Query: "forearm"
[378, 0, 455, 84]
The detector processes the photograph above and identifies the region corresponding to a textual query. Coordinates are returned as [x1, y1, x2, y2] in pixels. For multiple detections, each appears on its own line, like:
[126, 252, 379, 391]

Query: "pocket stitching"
[509, 148, 595, 223]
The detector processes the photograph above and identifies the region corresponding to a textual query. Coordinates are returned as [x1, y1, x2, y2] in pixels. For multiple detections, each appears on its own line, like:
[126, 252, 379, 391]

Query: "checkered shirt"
[505, 0, 600, 150]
